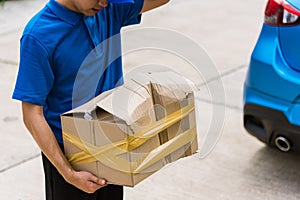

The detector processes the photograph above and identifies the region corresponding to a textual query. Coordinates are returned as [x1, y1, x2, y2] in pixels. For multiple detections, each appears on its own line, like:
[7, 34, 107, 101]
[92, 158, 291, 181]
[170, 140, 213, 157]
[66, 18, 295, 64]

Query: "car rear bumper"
[244, 102, 300, 151]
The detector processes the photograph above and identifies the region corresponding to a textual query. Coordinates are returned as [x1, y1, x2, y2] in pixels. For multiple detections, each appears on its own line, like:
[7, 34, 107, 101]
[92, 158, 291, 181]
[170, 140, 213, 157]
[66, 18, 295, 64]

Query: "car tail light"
[265, 0, 300, 26]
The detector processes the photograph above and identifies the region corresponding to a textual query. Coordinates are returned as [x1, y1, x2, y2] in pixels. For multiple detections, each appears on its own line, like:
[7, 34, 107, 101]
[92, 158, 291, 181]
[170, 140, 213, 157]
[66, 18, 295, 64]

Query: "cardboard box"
[61, 69, 199, 187]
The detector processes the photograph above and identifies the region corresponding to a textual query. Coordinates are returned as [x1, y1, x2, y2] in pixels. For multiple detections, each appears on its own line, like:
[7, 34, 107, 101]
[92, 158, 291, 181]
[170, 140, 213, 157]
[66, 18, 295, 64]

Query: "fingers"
[67, 170, 108, 193]
[86, 181, 104, 194]
[89, 174, 107, 186]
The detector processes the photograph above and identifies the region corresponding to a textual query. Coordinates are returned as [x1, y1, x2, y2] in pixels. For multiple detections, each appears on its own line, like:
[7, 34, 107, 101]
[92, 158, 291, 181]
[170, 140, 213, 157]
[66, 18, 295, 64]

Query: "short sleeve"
[114, 0, 144, 27]
[12, 35, 54, 105]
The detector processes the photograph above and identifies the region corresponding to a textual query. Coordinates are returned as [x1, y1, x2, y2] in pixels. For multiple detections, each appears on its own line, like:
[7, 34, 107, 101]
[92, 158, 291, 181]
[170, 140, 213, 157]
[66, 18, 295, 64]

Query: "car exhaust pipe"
[275, 136, 291, 152]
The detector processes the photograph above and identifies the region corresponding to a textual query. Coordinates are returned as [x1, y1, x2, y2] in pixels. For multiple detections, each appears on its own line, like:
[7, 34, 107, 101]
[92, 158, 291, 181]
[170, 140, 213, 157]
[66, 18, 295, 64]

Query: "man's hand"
[65, 170, 107, 194]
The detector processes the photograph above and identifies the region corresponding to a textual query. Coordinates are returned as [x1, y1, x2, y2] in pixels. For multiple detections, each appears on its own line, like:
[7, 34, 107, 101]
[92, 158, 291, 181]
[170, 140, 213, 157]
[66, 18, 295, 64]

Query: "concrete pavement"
[1, 0, 300, 199]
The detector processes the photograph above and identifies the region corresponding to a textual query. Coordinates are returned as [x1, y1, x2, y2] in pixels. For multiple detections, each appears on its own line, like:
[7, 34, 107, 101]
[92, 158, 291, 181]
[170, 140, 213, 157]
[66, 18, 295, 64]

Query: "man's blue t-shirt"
[12, 0, 144, 143]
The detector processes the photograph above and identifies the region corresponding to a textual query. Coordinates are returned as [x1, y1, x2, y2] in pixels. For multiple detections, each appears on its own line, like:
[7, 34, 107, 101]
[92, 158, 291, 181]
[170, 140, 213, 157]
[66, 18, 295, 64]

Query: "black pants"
[41, 144, 123, 200]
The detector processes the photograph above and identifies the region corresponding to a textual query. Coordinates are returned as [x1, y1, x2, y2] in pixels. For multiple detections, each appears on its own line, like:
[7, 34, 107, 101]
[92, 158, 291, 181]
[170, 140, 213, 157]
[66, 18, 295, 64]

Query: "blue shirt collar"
[47, 0, 83, 26]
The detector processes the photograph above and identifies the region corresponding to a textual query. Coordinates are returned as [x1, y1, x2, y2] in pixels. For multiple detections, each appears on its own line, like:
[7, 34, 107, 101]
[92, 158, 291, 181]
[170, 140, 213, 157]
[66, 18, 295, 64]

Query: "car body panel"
[286, 0, 300, 10]
[279, 26, 300, 71]
[245, 24, 300, 102]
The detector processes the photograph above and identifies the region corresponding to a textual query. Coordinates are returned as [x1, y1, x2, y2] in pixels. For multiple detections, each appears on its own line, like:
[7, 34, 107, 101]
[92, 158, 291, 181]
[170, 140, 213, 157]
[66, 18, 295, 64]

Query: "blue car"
[244, 0, 300, 152]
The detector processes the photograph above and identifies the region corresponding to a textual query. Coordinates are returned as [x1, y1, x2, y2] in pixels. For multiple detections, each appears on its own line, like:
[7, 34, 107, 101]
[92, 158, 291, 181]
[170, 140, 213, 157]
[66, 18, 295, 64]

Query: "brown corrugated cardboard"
[61, 69, 199, 187]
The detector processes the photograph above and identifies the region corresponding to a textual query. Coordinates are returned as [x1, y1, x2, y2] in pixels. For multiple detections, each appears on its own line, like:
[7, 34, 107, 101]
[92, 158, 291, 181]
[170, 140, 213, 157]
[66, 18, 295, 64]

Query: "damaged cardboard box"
[61, 69, 199, 187]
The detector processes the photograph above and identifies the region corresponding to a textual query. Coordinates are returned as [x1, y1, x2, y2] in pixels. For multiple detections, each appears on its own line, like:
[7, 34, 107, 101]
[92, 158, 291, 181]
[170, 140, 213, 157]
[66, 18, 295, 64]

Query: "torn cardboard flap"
[96, 81, 154, 127]
[64, 89, 113, 116]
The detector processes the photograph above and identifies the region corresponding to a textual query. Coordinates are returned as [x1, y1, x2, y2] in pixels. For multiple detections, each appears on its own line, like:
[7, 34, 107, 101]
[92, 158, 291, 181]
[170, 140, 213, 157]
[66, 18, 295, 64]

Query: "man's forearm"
[21, 102, 106, 193]
[141, 0, 170, 13]
[22, 102, 73, 180]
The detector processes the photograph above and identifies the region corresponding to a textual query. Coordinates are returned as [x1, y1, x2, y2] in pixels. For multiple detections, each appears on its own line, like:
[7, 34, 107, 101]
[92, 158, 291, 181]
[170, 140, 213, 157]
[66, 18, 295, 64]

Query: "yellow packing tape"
[63, 103, 197, 174]
[133, 127, 196, 173]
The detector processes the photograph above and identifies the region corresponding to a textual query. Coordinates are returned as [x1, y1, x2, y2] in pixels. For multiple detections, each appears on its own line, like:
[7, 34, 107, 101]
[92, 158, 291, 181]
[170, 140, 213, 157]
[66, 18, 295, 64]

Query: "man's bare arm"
[22, 102, 106, 193]
[140, 0, 170, 13]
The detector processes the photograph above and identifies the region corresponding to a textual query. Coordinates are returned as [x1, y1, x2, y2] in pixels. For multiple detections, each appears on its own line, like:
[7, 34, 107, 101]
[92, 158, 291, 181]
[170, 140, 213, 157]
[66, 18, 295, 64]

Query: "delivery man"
[12, 0, 169, 199]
